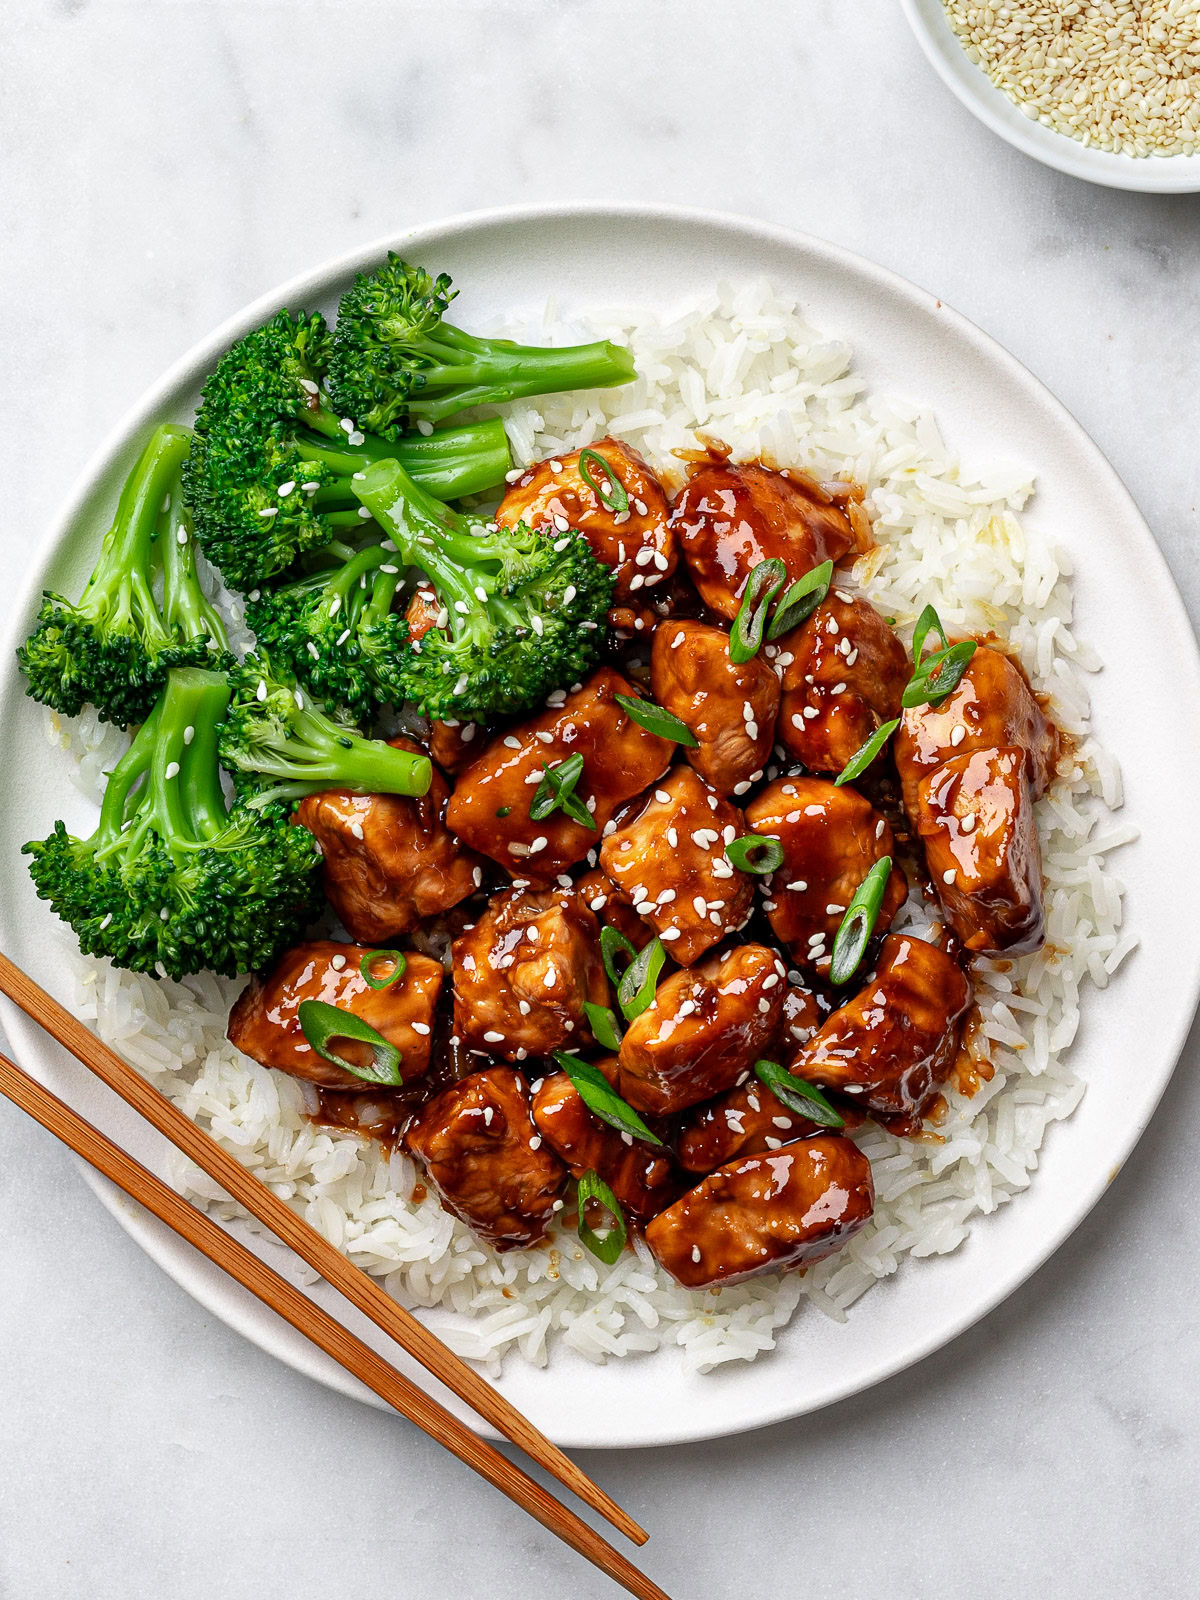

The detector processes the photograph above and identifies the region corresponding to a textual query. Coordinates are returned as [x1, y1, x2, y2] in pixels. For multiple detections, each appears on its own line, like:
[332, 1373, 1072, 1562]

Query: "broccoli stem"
[293, 414, 511, 502]
[398, 330, 636, 424]
[158, 475, 229, 652]
[95, 669, 233, 861]
[255, 700, 430, 793]
[82, 425, 192, 645]
[350, 457, 526, 635]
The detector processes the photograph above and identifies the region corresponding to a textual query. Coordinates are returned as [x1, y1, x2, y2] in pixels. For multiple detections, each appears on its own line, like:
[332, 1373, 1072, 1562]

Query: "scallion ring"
[359, 949, 406, 990]
[753, 1058, 845, 1129]
[600, 925, 637, 988]
[578, 449, 629, 515]
[553, 1051, 662, 1145]
[724, 834, 785, 875]
[834, 718, 900, 787]
[582, 1001, 624, 1053]
[576, 1169, 627, 1265]
[901, 639, 977, 709]
[765, 558, 834, 640]
[911, 603, 949, 665]
[613, 693, 698, 748]
[828, 854, 893, 987]
[528, 751, 595, 829]
[617, 935, 666, 1020]
[729, 558, 787, 664]
[297, 999, 403, 1086]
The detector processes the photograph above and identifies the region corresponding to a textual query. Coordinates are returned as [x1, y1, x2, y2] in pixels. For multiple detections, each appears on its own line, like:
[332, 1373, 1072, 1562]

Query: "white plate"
[3, 204, 1198, 1451]
[901, 0, 1200, 193]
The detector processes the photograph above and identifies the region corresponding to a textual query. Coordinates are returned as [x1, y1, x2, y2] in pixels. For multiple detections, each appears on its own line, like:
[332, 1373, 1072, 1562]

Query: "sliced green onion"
[829, 855, 893, 987]
[600, 925, 637, 987]
[297, 999, 403, 1086]
[529, 752, 595, 829]
[553, 1051, 662, 1145]
[495, 805, 512, 818]
[724, 834, 785, 875]
[617, 936, 666, 1020]
[834, 718, 900, 786]
[578, 449, 629, 514]
[754, 1058, 845, 1129]
[901, 639, 977, 709]
[765, 558, 834, 640]
[911, 603, 949, 664]
[576, 1169, 627, 1265]
[613, 693, 698, 748]
[729, 558, 787, 663]
[358, 950, 406, 990]
[582, 1001, 624, 1052]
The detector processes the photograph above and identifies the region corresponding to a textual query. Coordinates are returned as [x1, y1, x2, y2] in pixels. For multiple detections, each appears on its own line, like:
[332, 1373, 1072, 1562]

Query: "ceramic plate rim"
[4, 201, 1199, 1449]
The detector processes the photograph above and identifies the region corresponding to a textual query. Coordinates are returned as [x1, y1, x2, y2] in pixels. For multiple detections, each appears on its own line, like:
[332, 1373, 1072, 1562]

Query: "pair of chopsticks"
[0, 952, 670, 1600]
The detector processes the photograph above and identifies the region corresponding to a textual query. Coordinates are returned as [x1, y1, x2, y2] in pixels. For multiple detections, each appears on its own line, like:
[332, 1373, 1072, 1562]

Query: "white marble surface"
[2, 3, 1200, 1596]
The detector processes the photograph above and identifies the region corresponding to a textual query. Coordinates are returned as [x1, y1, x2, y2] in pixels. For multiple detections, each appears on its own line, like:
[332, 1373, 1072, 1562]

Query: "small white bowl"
[901, 0, 1200, 193]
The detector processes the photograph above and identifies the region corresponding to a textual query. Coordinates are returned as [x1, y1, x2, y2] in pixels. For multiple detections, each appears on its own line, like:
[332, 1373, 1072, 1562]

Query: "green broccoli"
[327, 254, 636, 440]
[17, 425, 231, 727]
[350, 457, 613, 722]
[24, 667, 322, 979]
[218, 652, 432, 810]
[181, 308, 512, 591]
[244, 539, 408, 726]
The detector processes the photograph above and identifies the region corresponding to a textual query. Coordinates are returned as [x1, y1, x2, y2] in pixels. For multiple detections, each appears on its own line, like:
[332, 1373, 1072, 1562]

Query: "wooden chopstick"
[0, 1052, 671, 1600]
[0, 951, 643, 1547]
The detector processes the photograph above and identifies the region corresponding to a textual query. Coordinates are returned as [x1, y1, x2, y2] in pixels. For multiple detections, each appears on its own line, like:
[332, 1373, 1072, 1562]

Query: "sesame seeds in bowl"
[901, 0, 1200, 191]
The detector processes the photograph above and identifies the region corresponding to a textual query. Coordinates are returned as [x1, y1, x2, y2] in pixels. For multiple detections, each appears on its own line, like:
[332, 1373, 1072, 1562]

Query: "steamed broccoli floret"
[327, 254, 636, 440]
[218, 652, 432, 809]
[17, 425, 230, 727]
[24, 668, 322, 979]
[181, 309, 512, 591]
[244, 540, 408, 726]
[351, 458, 613, 722]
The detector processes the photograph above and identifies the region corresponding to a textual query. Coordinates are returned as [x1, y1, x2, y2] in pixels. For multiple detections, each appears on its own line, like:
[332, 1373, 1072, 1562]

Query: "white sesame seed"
[825, 903, 845, 915]
[691, 1245, 702, 1264]
[951, 725, 967, 746]
[655, 789, 671, 804]
[350, 822, 364, 841]
[765, 1136, 783, 1150]
[330, 954, 347, 970]
[961, 814, 977, 833]
[732, 780, 751, 795]
[529, 1134, 543, 1149]
[529, 836, 548, 854]
[786, 880, 808, 892]
[692, 895, 707, 916]
[943, 869, 957, 885]
[256, 680, 268, 702]
[629, 574, 645, 591]
[411, 1022, 431, 1036]
[549, 459, 563, 473]
[762, 973, 779, 990]
[159, 907, 169, 921]
[518, 1001, 531, 1015]
[671, 631, 685, 650]
[803, 706, 819, 720]
[483, 1030, 505, 1043]
[757, 998, 771, 1014]
[666, 828, 678, 848]
[660, 927, 681, 941]
[553, 515, 570, 533]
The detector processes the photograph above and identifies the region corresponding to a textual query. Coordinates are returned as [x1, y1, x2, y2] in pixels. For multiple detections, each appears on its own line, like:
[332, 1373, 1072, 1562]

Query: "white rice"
[56, 280, 1134, 1374]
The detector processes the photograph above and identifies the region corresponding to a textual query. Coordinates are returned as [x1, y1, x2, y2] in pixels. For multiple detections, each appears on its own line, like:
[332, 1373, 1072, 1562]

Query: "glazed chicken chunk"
[744, 777, 907, 973]
[599, 766, 755, 965]
[895, 643, 1058, 955]
[649, 619, 779, 796]
[670, 460, 855, 621]
[293, 738, 481, 944]
[574, 867, 655, 951]
[495, 437, 676, 608]
[428, 717, 485, 776]
[445, 668, 674, 882]
[646, 1135, 874, 1289]
[452, 887, 609, 1061]
[676, 981, 830, 1173]
[776, 593, 909, 774]
[531, 1058, 680, 1220]
[796, 933, 971, 1120]
[404, 1067, 566, 1250]
[916, 746, 1044, 955]
[228, 941, 444, 1091]
[618, 943, 787, 1116]
[894, 642, 1059, 818]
